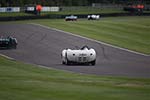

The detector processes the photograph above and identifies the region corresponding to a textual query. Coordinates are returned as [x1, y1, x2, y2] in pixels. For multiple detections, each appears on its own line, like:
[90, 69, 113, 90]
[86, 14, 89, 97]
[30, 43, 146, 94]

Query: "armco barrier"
[0, 14, 62, 21]
[0, 13, 150, 21]
[0, 7, 20, 12]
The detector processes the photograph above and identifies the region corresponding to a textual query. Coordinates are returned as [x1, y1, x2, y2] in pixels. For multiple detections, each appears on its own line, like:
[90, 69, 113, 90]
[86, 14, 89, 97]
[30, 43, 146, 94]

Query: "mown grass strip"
[30, 16, 150, 54]
[0, 56, 150, 100]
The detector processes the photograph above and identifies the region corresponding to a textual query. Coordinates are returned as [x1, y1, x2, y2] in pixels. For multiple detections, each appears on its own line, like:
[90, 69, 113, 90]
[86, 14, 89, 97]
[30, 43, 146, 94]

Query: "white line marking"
[37, 65, 79, 74]
[0, 53, 79, 74]
[30, 23, 149, 57]
[0, 53, 81, 74]
[0, 54, 15, 60]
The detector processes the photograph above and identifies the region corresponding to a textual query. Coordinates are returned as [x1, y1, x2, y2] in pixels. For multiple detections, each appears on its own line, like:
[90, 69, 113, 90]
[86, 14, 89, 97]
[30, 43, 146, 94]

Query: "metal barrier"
[0, 13, 150, 21]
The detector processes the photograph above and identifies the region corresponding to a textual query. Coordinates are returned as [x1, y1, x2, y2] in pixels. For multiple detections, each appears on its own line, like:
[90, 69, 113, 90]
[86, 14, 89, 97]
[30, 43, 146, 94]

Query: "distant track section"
[0, 13, 150, 21]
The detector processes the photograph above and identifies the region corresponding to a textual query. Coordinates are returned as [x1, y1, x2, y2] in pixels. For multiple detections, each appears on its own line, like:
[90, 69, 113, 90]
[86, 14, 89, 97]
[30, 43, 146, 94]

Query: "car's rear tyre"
[62, 61, 65, 64]
[91, 60, 96, 66]
[13, 45, 17, 49]
[66, 59, 71, 65]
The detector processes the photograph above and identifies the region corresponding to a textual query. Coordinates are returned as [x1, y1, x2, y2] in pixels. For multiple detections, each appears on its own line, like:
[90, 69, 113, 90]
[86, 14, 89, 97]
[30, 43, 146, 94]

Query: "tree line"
[0, 0, 149, 7]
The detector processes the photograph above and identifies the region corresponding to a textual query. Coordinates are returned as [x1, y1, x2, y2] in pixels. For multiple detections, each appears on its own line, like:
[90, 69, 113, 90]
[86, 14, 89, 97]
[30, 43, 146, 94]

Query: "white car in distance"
[87, 14, 100, 20]
[65, 15, 78, 21]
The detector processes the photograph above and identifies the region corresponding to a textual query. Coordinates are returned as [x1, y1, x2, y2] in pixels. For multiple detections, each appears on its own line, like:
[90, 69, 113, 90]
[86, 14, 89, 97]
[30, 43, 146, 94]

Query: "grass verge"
[0, 8, 126, 17]
[0, 56, 150, 100]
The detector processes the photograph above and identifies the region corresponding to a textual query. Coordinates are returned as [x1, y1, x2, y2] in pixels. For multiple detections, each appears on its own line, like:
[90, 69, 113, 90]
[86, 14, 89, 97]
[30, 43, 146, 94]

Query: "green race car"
[0, 36, 17, 49]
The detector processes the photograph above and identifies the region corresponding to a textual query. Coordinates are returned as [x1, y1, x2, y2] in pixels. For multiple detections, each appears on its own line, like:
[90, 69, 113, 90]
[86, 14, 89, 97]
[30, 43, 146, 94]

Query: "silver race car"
[65, 15, 78, 21]
[61, 46, 96, 65]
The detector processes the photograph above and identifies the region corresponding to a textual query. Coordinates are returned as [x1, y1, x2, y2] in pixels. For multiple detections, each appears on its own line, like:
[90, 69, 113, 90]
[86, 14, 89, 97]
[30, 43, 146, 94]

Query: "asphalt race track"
[0, 24, 150, 78]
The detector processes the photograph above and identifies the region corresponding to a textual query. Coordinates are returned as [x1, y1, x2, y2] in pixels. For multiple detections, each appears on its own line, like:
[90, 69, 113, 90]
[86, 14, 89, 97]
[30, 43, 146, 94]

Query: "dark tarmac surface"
[0, 24, 150, 78]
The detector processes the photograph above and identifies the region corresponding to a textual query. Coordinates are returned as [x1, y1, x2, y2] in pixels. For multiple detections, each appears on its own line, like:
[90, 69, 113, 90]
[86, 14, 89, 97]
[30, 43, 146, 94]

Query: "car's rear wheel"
[13, 45, 17, 49]
[91, 60, 96, 66]
[66, 59, 71, 65]
[62, 61, 65, 64]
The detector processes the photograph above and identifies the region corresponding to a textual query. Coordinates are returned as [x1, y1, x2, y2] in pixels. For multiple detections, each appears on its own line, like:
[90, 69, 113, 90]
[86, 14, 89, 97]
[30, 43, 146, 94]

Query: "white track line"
[0, 54, 81, 74]
[30, 23, 149, 57]
[0, 54, 15, 60]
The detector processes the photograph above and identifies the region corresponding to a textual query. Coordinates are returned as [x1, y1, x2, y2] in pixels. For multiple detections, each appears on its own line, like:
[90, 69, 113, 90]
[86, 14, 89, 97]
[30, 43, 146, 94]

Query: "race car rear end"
[0, 36, 17, 49]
